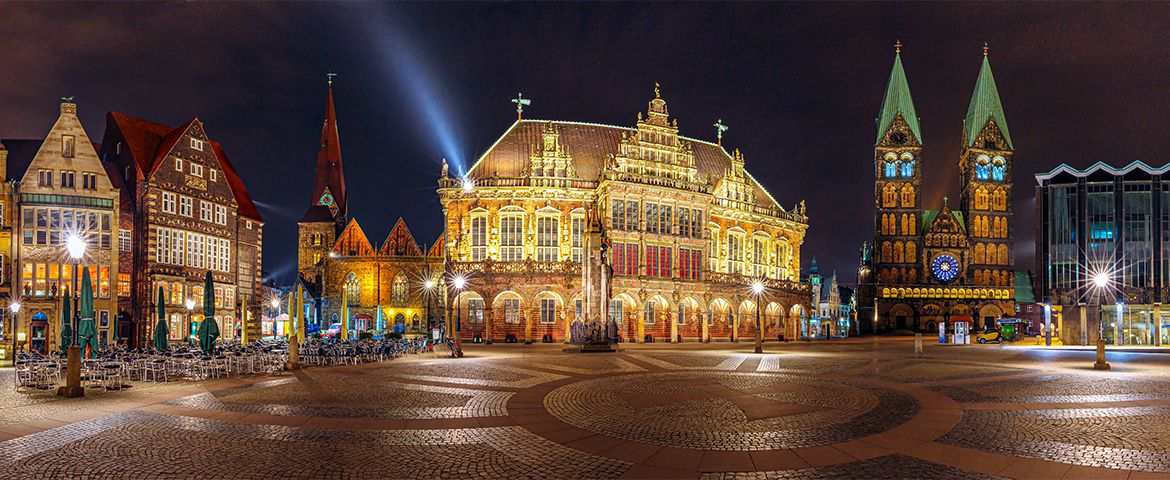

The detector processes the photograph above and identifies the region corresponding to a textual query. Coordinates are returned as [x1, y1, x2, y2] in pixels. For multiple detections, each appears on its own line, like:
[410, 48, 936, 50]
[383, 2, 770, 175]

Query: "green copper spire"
[964, 47, 1013, 149]
[876, 42, 922, 144]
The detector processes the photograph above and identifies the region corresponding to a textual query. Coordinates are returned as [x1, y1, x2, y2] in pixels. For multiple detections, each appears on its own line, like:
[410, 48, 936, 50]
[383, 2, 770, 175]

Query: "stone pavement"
[3, 338, 1170, 479]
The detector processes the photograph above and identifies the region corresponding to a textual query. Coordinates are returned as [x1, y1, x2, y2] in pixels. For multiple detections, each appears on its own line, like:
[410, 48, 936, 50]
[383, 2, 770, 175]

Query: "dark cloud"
[2, 3, 1169, 284]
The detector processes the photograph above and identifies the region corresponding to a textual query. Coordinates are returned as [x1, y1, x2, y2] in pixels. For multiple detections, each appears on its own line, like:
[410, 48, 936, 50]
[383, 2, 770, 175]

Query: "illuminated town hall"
[857, 45, 1017, 332]
[300, 83, 813, 342]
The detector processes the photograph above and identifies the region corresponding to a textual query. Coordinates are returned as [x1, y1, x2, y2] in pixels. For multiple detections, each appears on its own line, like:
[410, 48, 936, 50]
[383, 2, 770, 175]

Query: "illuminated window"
[470, 215, 487, 261]
[468, 298, 484, 323]
[570, 216, 584, 262]
[391, 274, 408, 305]
[727, 234, 744, 274]
[504, 298, 520, 324]
[536, 216, 559, 262]
[62, 135, 75, 158]
[117, 273, 130, 297]
[499, 214, 524, 261]
[344, 273, 359, 303]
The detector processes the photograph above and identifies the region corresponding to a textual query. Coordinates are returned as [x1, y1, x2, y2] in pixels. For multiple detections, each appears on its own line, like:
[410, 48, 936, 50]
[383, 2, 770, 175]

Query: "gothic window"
[775, 239, 790, 279]
[900, 214, 909, 235]
[752, 236, 768, 277]
[882, 184, 898, 207]
[883, 153, 898, 178]
[908, 214, 916, 234]
[344, 273, 359, 304]
[992, 188, 1007, 211]
[900, 153, 915, 178]
[499, 214, 524, 261]
[999, 244, 1009, 265]
[991, 157, 1006, 181]
[975, 155, 991, 180]
[905, 241, 916, 262]
[470, 214, 487, 261]
[900, 184, 915, 207]
[974, 243, 985, 264]
[893, 241, 904, 263]
[644, 301, 656, 325]
[391, 274, 408, 305]
[907, 268, 917, 283]
[881, 241, 892, 263]
[975, 186, 990, 210]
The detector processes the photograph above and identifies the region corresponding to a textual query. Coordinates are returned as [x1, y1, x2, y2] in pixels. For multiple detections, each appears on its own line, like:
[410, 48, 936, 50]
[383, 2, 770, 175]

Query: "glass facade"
[1048, 185, 1078, 290]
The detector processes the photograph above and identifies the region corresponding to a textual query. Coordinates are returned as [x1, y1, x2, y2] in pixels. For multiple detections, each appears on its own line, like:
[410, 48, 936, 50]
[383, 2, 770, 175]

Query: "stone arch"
[978, 304, 1003, 321]
[533, 290, 565, 326]
[493, 290, 524, 325]
[453, 290, 486, 327]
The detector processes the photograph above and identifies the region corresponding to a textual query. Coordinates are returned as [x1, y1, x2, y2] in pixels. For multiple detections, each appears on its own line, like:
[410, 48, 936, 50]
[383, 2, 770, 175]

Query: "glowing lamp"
[452, 275, 466, 290]
[751, 281, 765, 295]
[424, 279, 435, 290]
[185, 299, 195, 311]
[9, 302, 20, 314]
[66, 234, 86, 260]
[461, 178, 474, 192]
[270, 299, 280, 309]
[16, 332, 26, 342]
[1093, 272, 1110, 289]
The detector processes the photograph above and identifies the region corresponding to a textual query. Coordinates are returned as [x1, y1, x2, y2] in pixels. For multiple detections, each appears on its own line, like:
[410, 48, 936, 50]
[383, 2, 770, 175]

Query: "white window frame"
[191, 163, 204, 178]
[200, 201, 213, 222]
[179, 196, 193, 217]
[540, 298, 557, 324]
[214, 205, 227, 225]
[161, 192, 177, 214]
[190, 138, 204, 151]
[174, 158, 183, 171]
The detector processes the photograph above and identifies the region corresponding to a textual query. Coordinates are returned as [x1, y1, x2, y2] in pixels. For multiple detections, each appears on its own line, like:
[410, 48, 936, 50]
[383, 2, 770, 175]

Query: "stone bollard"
[914, 333, 923, 356]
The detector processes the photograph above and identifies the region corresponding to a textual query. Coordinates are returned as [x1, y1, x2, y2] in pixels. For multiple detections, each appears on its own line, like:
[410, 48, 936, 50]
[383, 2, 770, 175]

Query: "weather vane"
[326, 72, 338, 86]
[511, 92, 531, 121]
[714, 119, 729, 146]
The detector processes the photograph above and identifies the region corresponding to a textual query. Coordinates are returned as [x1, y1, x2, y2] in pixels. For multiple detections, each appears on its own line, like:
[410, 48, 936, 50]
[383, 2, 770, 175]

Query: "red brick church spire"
[312, 73, 347, 220]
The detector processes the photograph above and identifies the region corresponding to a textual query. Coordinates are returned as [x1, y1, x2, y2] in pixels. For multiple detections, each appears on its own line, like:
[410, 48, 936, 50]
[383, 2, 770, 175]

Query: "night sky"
[3, 3, 1170, 286]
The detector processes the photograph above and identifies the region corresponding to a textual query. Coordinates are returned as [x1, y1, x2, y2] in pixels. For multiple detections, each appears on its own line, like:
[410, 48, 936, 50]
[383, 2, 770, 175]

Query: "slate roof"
[300, 205, 335, 223]
[467, 120, 788, 213]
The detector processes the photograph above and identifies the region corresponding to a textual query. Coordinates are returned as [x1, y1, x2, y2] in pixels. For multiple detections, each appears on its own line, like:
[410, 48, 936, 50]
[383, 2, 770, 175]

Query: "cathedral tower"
[873, 43, 924, 286]
[959, 47, 1014, 287]
[298, 76, 348, 281]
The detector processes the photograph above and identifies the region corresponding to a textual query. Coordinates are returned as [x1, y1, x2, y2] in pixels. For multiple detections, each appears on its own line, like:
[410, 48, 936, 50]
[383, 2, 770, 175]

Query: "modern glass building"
[1035, 161, 1170, 346]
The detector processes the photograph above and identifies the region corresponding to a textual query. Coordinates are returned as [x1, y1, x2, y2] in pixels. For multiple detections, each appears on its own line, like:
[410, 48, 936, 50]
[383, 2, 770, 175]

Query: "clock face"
[319, 193, 334, 206]
[931, 254, 960, 284]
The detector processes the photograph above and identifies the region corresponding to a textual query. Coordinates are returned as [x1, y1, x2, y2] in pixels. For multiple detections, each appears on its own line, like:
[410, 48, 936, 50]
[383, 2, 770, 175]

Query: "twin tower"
[864, 43, 1016, 330]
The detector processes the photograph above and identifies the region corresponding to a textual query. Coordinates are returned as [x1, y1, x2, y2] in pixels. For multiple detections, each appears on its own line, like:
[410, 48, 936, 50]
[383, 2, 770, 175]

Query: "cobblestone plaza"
[5, 339, 1170, 479]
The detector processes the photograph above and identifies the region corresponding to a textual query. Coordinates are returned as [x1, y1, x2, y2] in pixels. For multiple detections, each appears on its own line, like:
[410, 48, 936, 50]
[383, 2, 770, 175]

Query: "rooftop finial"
[895, 39, 902, 54]
[982, 42, 989, 57]
[654, 82, 660, 98]
[511, 92, 531, 121]
[326, 72, 338, 86]
[714, 119, 729, 146]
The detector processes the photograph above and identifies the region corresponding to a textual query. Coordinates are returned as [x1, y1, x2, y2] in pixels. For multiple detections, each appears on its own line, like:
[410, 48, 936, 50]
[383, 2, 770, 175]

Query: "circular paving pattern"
[544, 370, 919, 450]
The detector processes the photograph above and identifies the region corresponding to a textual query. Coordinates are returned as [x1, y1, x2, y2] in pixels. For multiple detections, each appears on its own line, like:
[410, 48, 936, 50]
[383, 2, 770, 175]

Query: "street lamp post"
[185, 299, 195, 346]
[58, 234, 86, 397]
[423, 278, 435, 334]
[270, 298, 280, 339]
[752, 280, 764, 354]
[1092, 272, 1111, 371]
[451, 274, 465, 352]
[8, 302, 19, 360]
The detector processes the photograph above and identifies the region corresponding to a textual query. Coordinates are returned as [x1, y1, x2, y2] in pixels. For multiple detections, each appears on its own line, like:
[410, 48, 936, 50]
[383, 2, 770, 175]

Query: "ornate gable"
[606, 85, 699, 184]
[379, 217, 423, 256]
[923, 200, 969, 248]
[522, 123, 577, 179]
[427, 233, 445, 257]
[332, 219, 374, 256]
[713, 149, 755, 204]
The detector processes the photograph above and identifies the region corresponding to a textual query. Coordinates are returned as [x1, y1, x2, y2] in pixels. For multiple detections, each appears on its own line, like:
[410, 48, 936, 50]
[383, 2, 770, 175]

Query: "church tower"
[959, 46, 1014, 288]
[298, 76, 348, 282]
[873, 42, 924, 286]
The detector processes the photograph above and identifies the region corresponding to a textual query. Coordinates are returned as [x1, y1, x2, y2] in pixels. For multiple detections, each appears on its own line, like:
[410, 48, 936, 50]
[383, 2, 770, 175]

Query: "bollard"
[914, 333, 923, 356]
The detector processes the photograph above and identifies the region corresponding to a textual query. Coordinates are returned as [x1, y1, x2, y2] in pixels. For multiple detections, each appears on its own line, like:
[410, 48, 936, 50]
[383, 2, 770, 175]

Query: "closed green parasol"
[154, 287, 168, 352]
[198, 272, 219, 354]
[77, 268, 98, 359]
[60, 290, 73, 354]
